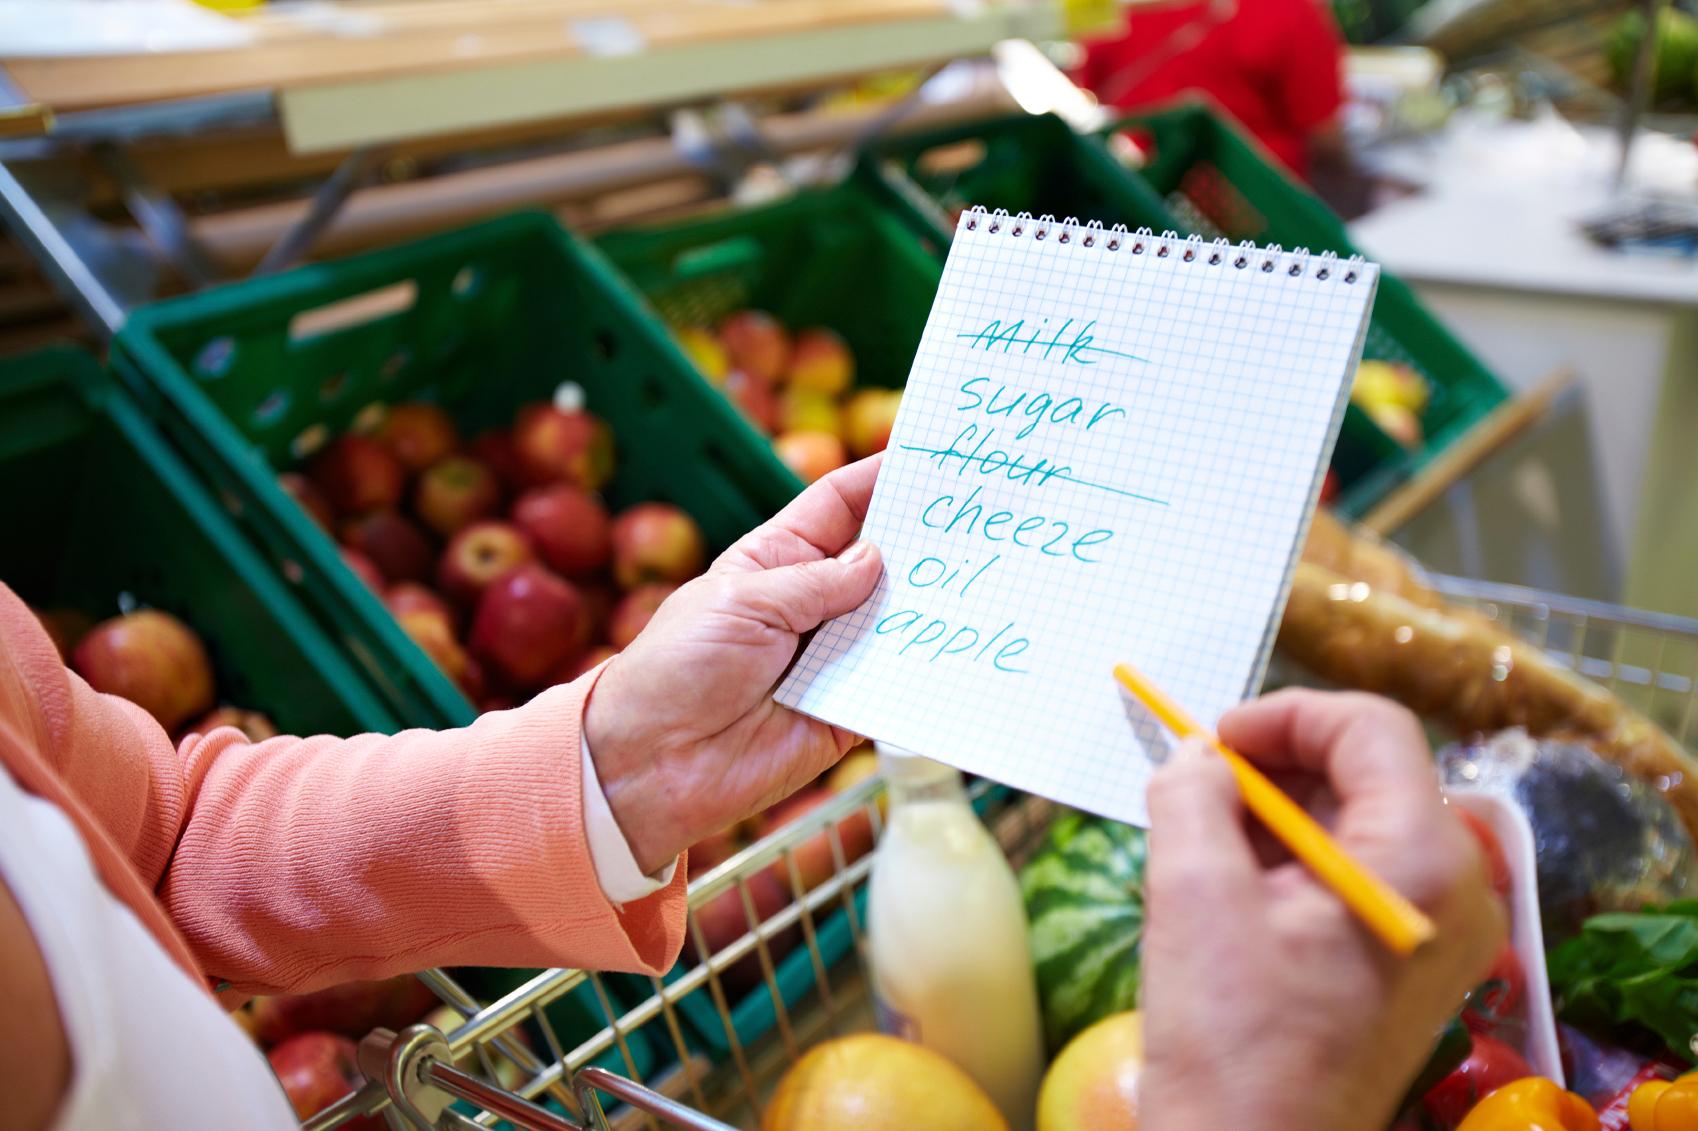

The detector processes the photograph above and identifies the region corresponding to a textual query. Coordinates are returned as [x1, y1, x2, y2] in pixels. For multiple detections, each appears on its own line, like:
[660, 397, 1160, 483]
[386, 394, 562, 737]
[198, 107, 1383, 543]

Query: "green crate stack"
[857, 109, 1508, 518]
[1109, 103, 1509, 516]
[0, 345, 397, 738]
[113, 211, 796, 731]
[111, 213, 813, 1078]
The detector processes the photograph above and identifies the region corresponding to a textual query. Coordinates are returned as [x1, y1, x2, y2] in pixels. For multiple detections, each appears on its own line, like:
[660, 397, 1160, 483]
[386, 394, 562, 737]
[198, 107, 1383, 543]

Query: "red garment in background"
[1075, 0, 1345, 180]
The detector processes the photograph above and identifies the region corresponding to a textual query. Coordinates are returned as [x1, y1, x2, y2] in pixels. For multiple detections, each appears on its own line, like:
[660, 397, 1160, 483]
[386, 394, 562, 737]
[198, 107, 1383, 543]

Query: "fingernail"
[840, 540, 875, 564]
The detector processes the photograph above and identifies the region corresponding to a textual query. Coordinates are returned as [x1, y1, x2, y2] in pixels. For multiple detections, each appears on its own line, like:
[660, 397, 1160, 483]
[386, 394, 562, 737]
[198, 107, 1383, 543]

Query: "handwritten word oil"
[867, 744, 1045, 1131]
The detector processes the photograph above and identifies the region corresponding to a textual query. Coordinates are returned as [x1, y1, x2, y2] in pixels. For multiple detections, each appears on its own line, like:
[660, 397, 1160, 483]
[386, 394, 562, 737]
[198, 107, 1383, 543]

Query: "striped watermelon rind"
[1019, 811, 1148, 1053]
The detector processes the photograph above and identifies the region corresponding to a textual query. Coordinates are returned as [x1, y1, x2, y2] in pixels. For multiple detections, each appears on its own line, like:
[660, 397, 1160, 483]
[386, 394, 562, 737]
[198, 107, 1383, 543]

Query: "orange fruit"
[763, 1034, 1008, 1131]
[1037, 1011, 1142, 1131]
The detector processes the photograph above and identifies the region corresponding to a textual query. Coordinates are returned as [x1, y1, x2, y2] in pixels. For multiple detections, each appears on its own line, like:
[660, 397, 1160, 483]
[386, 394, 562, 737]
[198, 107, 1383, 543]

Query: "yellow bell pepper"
[1457, 1077, 1598, 1131]
[1630, 1072, 1698, 1131]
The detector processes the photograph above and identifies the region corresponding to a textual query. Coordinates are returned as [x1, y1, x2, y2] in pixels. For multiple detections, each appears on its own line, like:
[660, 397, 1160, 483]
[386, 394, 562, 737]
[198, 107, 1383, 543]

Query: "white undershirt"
[1, 733, 672, 1129]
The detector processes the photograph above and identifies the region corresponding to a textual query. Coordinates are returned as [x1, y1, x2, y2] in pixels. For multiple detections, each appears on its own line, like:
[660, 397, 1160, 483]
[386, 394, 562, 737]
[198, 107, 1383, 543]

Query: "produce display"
[287, 396, 706, 710]
[671, 311, 903, 483]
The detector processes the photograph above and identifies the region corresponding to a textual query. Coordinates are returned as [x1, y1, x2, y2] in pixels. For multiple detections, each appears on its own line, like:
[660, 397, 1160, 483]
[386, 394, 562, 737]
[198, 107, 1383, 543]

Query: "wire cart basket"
[301, 576, 1698, 1131]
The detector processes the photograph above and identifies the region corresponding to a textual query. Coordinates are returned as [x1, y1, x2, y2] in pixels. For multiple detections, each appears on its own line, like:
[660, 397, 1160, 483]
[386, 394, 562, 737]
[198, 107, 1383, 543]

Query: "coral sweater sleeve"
[0, 582, 686, 997]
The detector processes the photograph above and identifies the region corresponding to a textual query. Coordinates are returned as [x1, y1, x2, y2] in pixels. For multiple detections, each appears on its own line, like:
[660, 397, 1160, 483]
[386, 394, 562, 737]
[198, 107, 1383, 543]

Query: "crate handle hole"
[593, 329, 619, 360]
[452, 265, 482, 298]
[195, 336, 237, 379]
[916, 138, 986, 176]
[319, 371, 350, 403]
[288, 280, 418, 344]
[380, 348, 410, 381]
[640, 375, 667, 409]
[253, 390, 291, 428]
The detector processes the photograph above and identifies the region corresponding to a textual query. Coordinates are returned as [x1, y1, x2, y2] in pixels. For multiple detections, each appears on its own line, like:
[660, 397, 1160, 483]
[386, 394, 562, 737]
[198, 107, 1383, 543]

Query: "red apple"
[437, 521, 536, 606]
[31, 607, 94, 662]
[185, 706, 278, 743]
[397, 609, 470, 685]
[413, 455, 501, 538]
[693, 868, 796, 995]
[608, 583, 677, 649]
[72, 610, 215, 732]
[469, 564, 584, 688]
[267, 1033, 362, 1120]
[723, 369, 779, 434]
[470, 429, 525, 491]
[510, 403, 614, 491]
[384, 581, 451, 623]
[340, 511, 434, 585]
[760, 788, 875, 894]
[340, 547, 385, 592]
[550, 644, 618, 686]
[777, 388, 842, 436]
[511, 484, 612, 579]
[251, 975, 437, 1046]
[718, 310, 791, 385]
[773, 429, 847, 484]
[373, 402, 459, 474]
[279, 471, 335, 531]
[675, 325, 731, 384]
[459, 655, 492, 703]
[842, 388, 901, 458]
[785, 327, 852, 395]
[308, 435, 405, 516]
[576, 582, 617, 653]
[611, 503, 705, 588]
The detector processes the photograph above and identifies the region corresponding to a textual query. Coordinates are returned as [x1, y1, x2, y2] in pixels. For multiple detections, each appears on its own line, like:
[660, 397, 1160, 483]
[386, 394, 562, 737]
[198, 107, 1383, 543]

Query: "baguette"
[1279, 561, 1698, 844]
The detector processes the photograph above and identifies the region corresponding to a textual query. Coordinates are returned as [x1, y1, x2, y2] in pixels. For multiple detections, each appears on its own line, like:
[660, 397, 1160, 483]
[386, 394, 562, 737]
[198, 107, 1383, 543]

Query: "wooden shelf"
[3, 0, 1059, 151]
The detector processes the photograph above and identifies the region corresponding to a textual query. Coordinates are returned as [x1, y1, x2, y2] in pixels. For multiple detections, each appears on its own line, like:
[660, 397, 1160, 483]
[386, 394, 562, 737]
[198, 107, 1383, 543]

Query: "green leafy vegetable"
[1546, 900, 1698, 1063]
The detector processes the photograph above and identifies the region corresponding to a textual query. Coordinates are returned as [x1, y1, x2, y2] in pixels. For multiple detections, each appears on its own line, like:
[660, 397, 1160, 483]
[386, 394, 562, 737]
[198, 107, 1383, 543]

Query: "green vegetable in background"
[1546, 900, 1698, 1064]
[1607, 7, 1698, 104]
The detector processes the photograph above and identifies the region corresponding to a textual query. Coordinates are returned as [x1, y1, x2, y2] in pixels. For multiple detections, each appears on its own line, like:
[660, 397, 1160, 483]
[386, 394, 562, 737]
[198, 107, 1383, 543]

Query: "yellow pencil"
[1113, 662, 1437, 956]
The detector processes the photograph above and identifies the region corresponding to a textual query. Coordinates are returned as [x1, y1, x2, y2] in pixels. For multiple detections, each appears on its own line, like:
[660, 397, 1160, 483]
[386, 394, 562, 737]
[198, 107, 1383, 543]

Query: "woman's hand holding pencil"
[1138, 689, 1505, 1131]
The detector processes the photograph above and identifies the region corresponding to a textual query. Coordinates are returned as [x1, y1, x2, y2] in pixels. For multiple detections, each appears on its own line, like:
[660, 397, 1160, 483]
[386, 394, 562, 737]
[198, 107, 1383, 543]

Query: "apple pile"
[687, 746, 880, 995]
[232, 974, 438, 1127]
[285, 396, 709, 710]
[31, 604, 280, 742]
[672, 312, 902, 485]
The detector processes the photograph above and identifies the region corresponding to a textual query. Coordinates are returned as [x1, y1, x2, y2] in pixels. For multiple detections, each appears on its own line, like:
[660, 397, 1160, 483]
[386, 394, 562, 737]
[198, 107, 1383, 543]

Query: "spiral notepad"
[777, 207, 1379, 826]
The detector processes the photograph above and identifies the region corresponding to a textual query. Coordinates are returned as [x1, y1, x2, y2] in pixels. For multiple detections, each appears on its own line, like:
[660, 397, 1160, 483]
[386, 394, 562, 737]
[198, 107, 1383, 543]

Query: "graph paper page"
[776, 212, 1378, 826]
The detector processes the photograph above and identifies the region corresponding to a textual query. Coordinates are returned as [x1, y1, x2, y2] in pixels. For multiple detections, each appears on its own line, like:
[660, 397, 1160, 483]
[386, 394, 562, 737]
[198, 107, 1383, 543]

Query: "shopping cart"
[299, 577, 1698, 1131]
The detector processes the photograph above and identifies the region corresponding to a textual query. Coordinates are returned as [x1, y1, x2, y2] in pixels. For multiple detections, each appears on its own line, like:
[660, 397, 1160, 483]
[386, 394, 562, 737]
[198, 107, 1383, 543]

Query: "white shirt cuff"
[581, 735, 677, 904]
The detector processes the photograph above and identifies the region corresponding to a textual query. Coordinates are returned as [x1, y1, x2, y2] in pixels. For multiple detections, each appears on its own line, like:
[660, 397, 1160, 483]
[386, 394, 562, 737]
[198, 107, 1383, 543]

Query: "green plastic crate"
[596, 180, 945, 405]
[857, 110, 1508, 518]
[113, 212, 797, 729]
[0, 345, 398, 737]
[1107, 102, 1510, 516]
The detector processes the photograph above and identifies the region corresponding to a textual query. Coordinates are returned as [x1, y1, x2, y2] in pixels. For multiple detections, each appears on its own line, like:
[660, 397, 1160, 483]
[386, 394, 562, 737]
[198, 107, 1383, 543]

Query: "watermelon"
[1019, 811, 1147, 1053]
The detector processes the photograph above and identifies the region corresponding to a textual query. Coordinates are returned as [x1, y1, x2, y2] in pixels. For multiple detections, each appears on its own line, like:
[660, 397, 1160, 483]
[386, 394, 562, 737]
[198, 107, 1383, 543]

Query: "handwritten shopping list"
[777, 212, 1378, 825]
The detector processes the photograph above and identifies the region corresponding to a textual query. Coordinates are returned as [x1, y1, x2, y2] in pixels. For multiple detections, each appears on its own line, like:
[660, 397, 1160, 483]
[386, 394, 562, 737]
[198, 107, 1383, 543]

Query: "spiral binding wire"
[959, 206, 1364, 283]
